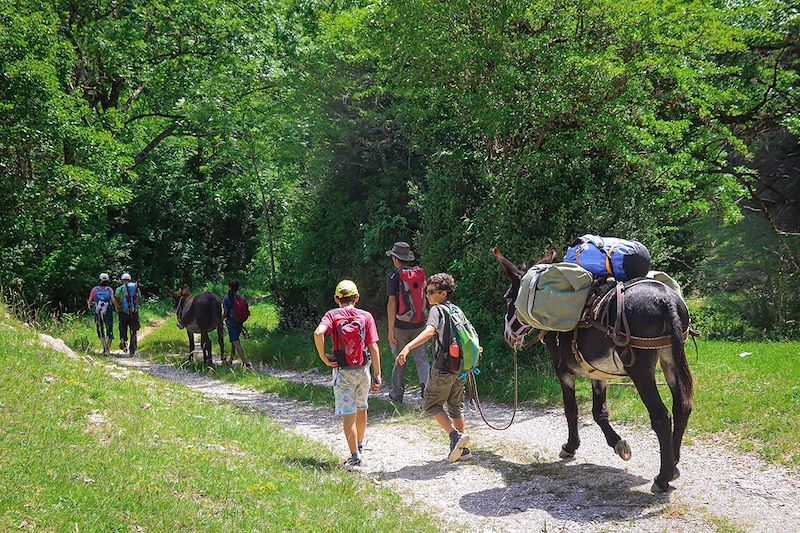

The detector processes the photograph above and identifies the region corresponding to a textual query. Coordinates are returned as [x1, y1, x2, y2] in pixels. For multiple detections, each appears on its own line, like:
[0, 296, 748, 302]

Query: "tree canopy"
[1, 0, 798, 338]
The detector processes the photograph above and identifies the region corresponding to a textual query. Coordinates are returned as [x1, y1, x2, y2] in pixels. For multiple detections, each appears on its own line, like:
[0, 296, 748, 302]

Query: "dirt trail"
[102, 336, 800, 533]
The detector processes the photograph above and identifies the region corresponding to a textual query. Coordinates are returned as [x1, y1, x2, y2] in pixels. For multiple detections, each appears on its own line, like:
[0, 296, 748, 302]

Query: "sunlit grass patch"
[0, 306, 435, 531]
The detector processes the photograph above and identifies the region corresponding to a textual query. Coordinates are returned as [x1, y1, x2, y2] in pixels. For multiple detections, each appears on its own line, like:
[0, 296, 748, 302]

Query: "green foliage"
[0, 0, 285, 311]
[2, 0, 798, 342]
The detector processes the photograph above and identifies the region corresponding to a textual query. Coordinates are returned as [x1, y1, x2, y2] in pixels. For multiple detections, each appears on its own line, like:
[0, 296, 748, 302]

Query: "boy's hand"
[370, 374, 382, 393]
[389, 332, 397, 345]
[322, 356, 338, 368]
[395, 347, 409, 366]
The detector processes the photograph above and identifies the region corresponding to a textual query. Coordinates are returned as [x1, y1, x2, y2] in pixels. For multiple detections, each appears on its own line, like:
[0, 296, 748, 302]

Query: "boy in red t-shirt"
[313, 280, 382, 470]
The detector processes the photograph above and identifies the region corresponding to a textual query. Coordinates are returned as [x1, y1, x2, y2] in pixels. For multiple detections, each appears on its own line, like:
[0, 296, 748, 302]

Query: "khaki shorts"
[422, 368, 465, 419]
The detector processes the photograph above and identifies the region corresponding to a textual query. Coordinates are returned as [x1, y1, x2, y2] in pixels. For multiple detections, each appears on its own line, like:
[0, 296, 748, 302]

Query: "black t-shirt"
[386, 268, 425, 329]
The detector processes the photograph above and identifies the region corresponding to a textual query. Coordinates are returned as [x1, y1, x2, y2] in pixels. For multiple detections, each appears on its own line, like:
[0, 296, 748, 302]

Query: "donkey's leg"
[201, 331, 213, 367]
[557, 369, 580, 458]
[545, 333, 580, 458]
[628, 352, 676, 492]
[187, 331, 195, 362]
[591, 379, 631, 461]
[660, 349, 691, 478]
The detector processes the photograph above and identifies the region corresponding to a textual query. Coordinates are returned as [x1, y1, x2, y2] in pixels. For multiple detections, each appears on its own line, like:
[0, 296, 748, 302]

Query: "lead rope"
[468, 345, 518, 431]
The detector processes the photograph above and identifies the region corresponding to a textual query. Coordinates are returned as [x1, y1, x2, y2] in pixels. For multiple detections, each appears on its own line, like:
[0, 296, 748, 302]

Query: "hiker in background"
[222, 280, 251, 368]
[313, 280, 382, 471]
[87, 273, 117, 355]
[114, 273, 141, 356]
[386, 241, 430, 404]
[397, 273, 472, 462]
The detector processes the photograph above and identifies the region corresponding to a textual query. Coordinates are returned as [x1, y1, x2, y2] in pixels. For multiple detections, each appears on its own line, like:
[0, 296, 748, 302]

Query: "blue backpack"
[120, 282, 139, 314]
[563, 235, 651, 282]
[94, 286, 112, 317]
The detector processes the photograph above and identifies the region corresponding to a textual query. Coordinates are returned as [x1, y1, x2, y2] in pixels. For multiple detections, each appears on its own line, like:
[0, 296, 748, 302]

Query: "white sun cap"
[121, 273, 132, 281]
[99, 273, 110, 281]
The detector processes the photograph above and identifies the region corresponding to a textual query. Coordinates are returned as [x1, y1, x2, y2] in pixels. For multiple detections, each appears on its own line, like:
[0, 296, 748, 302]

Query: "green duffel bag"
[515, 262, 593, 332]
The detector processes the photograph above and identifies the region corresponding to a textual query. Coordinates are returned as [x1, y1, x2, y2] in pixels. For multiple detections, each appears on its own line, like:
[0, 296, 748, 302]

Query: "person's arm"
[387, 295, 398, 345]
[113, 288, 121, 312]
[368, 342, 381, 392]
[221, 296, 230, 320]
[313, 323, 338, 368]
[396, 325, 436, 365]
[87, 288, 95, 310]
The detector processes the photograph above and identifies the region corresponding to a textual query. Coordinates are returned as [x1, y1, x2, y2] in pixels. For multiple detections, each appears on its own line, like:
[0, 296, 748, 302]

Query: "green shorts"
[422, 368, 465, 419]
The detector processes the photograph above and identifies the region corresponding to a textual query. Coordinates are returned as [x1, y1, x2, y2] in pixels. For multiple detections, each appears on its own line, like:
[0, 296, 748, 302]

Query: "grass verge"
[0, 306, 435, 531]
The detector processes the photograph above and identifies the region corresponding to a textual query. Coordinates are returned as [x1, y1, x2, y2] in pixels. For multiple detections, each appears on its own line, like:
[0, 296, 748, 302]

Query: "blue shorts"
[333, 366, 371, 416]
[225, 318, 242, 342]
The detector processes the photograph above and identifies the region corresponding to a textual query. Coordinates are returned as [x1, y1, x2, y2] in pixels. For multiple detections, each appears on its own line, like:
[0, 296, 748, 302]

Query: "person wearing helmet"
[87, 273, 118, 355]
[313, 280, 382, 471]
[114, 272, 141, 355]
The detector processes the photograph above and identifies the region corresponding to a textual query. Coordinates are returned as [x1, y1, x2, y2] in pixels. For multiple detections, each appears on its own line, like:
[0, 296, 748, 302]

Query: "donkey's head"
[492, 247, 557, 349]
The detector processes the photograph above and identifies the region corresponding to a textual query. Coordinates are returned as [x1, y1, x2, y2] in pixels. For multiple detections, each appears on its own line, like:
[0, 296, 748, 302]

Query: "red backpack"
[397, 266, 428, 324]
[330, 310, 369, 367]
[231, 295, 250, 323]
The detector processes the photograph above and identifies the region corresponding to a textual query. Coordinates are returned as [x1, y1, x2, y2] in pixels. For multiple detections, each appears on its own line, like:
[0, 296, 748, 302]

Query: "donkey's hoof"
[559, 446, 575, 459]
[650, 478, 675, 493]
[670, 467, 681, 481]
[614, 440, 632, 461]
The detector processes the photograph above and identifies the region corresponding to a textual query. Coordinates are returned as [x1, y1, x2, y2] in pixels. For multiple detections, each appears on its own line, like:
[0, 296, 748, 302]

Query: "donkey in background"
[493, 248, 694, 493]
[167, 284, 225, 367]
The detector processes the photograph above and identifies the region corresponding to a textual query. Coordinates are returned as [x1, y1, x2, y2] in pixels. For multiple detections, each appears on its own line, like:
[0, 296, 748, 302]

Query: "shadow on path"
[460, 450, 667, 523]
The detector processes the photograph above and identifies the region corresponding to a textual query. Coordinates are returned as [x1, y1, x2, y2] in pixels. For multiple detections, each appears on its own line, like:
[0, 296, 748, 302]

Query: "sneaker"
[458, 447, 473, 461]
[447, 432, 471, 462]
[344, 457, 363, 472]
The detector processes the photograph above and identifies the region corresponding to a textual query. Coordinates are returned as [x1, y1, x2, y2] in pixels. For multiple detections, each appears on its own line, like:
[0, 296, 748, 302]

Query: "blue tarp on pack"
[564, 235, 651, 282]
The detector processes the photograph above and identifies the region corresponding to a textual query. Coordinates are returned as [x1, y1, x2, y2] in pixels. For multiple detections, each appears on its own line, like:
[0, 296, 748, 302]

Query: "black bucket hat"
[385, 242, 415, 262]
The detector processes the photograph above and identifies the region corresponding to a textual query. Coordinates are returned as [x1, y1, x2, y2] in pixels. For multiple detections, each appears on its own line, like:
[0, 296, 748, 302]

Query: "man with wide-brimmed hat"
[385, 241, 430, 403]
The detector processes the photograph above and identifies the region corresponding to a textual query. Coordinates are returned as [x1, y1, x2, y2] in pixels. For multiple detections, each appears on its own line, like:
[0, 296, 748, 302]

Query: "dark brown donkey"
[492, 248, 694, 493]
[168, 285, 226, 366]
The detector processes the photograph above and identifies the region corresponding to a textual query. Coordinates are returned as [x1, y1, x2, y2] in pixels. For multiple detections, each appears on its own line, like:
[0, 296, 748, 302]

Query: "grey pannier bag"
[515, 262, 593, 331]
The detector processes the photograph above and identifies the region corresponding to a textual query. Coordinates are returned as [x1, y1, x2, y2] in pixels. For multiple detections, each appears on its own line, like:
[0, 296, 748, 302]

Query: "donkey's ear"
[491, 247, 523, 279]
[545, 249, 557, 263]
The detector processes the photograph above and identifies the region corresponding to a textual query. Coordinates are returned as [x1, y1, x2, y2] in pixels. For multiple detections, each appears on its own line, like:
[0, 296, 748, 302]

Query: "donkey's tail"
[668, 299, 694, 412]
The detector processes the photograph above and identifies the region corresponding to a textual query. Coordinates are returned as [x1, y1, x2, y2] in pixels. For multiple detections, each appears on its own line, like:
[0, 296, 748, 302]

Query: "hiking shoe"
[344, 457, 363, 472]
[447, 433, 471, 462]
[458, 447, 473, 461]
